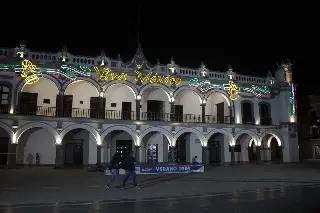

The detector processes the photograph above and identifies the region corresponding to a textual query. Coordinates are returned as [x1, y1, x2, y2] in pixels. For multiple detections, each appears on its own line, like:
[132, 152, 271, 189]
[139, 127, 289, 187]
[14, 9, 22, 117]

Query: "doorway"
[175, 105, 183, 122]
[270, 140, 281, 162]
[64, 139, 83, 166]
[147, 100, 164, 120]
[90, 97, 106, 118]
[260, 103, 271, 125]
[216, 102, 225, 123]
[122, 102, 132, 120]
[0, 137, 9, 165]
[19, 92, 38, 115]
[242, 102, 253, 124]
[208, 140, 221, 163]
[62, 95, 73, 117]
[248, 143, 257, 163]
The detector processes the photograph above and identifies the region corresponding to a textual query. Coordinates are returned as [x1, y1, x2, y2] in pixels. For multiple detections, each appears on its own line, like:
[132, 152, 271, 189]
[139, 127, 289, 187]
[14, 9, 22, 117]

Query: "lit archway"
[19, 78, 59, 116]
[104, 83, 137, 120]
[174, 128, 205, 163]
[260, 131, 283, 162]
[205, 91, 231, 124]
[234, 131, 259, 163]
[205, 129, 234, 164]
[174, 89, 202, 122]
[140, 85, 171, 121]
[64, 80, 100, 118]
[139, 127, 173, 162]
[16, 127, 56, 165]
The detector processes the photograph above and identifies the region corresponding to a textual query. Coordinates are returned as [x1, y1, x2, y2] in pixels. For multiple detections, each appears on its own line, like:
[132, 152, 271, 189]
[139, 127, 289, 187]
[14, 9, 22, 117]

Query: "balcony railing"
[0, 105, 272, 126]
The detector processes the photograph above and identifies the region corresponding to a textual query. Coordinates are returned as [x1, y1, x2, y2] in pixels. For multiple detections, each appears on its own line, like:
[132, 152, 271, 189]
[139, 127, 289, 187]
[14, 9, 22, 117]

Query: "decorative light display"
[189, 78, 223, 93]
[20, 59, 40, 85]
[134, 70, 182, 86]
[93, 67, 127, 81]
[189, 77, 271, 99]
[289, 83, 297, 116]
[243, 85, 271, 98]
[223, 80, 239, 100]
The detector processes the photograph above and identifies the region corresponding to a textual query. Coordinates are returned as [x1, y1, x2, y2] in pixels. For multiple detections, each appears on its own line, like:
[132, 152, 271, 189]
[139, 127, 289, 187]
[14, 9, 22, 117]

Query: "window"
[0, 85, 9, 105]
[0, 85, 10, 113]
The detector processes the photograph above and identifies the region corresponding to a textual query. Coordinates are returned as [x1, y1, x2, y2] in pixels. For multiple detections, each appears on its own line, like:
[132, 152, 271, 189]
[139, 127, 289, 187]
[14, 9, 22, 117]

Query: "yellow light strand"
[21, 59, 39, 85]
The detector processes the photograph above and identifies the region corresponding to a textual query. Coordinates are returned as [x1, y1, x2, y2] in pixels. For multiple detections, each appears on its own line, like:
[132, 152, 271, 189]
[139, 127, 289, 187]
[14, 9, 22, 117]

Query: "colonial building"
[0, 42, 299, 167]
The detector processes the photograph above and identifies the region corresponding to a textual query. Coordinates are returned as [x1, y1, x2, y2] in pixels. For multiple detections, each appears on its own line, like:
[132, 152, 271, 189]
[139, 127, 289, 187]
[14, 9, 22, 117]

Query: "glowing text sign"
[93, 67, 127, 81]
[21, 59, 39, 85]
[134, 70, 182, 86]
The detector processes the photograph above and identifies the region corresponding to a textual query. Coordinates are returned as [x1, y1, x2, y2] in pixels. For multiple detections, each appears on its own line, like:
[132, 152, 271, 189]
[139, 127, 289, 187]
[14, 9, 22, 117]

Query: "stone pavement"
[1, 163, 320, 206]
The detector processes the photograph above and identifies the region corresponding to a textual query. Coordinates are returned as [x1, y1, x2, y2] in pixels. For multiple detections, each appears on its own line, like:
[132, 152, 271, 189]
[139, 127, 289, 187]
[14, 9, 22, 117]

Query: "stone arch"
[174, 128, 205, 146]
[101, 125, 137, 145]
[140, 83, 171, 100]
[103, 81, 138, 98]
[259, 130, 283, 147]
[61, 78, 101, 94]
[204, 90, 232, 106]
[59, 124, 100, 145]
[15, 75, 61, 106]
[233, 129, 259, 145]
[139, 127, 173, 146]
[16, 122, 58, 143]
[173, 86, 203, 103]
[0, 121, 13, 141]
[205, 128, 233, 145]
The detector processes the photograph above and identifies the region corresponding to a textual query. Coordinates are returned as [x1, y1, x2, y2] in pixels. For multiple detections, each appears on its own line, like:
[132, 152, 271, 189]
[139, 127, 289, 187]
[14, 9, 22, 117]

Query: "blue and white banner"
[135, 164, 204, 174]
[104, 163, 204, 175]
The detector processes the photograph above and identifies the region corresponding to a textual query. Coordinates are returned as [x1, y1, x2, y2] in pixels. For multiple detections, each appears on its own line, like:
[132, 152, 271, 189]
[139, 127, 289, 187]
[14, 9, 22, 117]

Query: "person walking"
[121, 152, 139, 190]
[106, 156, 120, 188]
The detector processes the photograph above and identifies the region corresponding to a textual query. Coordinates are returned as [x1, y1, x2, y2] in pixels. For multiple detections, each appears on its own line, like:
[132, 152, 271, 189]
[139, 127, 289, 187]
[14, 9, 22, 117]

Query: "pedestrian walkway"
[1, 163, 320, 206]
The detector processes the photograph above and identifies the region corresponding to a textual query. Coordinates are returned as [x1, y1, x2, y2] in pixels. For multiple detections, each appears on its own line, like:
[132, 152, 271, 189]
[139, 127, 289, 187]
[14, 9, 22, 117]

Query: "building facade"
[299, 95, 320, 160]
[0, 42, 299, 167]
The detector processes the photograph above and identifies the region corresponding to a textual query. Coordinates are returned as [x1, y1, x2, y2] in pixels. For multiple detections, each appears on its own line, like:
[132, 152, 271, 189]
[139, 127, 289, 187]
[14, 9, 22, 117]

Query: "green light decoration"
[189, 77, 271, 99]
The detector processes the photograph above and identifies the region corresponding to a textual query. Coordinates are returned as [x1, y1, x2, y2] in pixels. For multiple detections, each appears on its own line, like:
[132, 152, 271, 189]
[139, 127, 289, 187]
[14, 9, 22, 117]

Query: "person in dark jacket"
[106, 156, 120, 188]
[122, 152, 139, 189]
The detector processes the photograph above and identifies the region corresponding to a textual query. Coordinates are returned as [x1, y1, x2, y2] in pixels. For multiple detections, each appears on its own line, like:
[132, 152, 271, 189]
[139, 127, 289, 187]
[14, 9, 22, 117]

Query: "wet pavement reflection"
[2, 185, 320, 213]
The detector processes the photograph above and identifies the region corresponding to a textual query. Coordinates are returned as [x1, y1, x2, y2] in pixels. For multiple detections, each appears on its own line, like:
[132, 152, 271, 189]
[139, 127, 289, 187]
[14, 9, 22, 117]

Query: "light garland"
[94, 67, 127, 81]
[20, 59, 40, 85]
[289, 83, 297, 116]
[189, 77, 271, 99]
[243, 85, 270, 98]
[134, 70, 182, 86]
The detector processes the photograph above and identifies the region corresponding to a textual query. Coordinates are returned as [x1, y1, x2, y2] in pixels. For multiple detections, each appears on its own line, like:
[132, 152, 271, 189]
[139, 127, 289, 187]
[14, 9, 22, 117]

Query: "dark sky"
[1, 2, 317, 98]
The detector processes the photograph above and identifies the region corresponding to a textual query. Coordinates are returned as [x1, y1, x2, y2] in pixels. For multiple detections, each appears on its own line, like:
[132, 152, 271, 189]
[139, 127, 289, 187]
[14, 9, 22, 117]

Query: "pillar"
[202, 146, 209, 164]
[57, 93, 64, 117]
[7, 143, 17, 167]
[201, 103, 206, 123]
[55, 145, 64, 168]
[230, 145, 235, 165]
[135, 146, 140, 162]
[256, 146, 261, 164]
[136, 99, 141, 120]
[280, 146, 283, 163]
[170, 102, 175, 121]
[97, 145, 102, 163]
[170, 146, 176, 162]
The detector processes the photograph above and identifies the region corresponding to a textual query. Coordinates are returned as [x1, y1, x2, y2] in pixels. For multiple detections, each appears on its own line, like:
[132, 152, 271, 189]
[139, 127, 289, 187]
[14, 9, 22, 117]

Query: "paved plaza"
[1, 163, 320, 207]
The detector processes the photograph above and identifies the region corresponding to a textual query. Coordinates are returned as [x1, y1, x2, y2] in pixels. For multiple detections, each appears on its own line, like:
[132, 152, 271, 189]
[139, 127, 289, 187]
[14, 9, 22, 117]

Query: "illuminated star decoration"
[223, 80, 239, 100]
[20, 59, 40, 85]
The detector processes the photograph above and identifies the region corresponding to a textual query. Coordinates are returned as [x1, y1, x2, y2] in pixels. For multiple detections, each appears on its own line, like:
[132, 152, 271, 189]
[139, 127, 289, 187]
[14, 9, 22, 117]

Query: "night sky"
[1, 2, 317, 105]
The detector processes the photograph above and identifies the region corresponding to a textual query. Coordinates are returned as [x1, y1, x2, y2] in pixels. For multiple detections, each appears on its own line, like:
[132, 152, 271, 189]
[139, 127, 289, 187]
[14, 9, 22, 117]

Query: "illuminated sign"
[94, 67, 127, 81]
[224, 80, 239, 100]
[134, 70, 182, 86]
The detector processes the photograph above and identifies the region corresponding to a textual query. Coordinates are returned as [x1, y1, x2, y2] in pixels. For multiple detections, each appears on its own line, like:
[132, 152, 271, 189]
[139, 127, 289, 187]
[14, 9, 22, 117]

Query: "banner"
[136, 164, 204, 174]
[104, 164, 204, 175]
